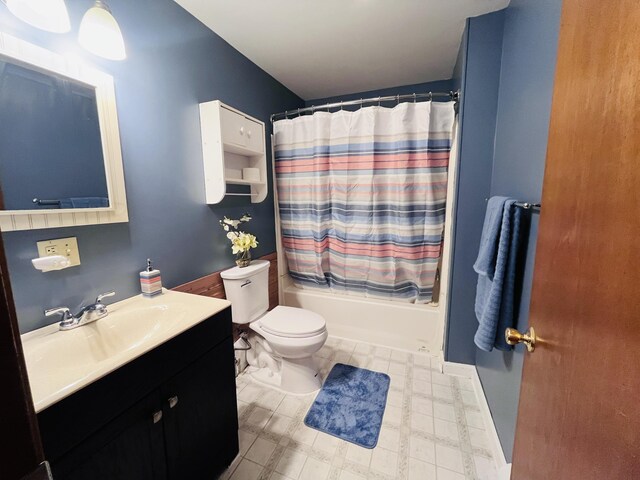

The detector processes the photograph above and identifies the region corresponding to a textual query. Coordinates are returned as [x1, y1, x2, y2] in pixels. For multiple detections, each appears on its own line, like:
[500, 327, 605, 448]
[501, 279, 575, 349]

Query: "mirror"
[0, 60, 109, 210]
[0, 33, 128, 231]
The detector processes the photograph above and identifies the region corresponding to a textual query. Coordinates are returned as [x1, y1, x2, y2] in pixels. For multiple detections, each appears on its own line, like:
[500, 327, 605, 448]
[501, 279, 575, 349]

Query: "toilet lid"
[258, 306, 326, 338]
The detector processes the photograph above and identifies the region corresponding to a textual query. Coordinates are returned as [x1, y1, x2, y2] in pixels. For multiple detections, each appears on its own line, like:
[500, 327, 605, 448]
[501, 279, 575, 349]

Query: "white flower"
[219, 215, 257, 254]
[230, 232, 258, 254]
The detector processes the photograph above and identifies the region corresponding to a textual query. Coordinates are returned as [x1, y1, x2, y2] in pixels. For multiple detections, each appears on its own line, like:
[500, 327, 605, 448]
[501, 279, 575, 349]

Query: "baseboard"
[443, 361, 510, 478]
[218, 453, 242, 480]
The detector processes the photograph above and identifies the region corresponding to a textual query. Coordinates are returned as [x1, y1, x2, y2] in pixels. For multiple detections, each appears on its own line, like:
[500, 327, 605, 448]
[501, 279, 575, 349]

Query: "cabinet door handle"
[152, 410, 163, 424]
[247, 130, 252, 138]
[168, 396, 179, 409]
[239, 126, 244, 135]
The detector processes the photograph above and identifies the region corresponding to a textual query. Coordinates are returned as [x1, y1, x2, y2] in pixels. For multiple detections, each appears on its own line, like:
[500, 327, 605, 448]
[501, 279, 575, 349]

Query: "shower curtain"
[273, 101, 456, 303]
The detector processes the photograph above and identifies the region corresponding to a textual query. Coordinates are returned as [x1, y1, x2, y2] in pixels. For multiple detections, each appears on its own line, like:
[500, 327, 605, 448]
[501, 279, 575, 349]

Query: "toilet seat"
[258, 306, 326, 338]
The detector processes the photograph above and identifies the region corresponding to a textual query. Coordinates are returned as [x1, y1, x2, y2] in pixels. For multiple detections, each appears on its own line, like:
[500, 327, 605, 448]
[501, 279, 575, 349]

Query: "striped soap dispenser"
[140, 258, 163, 297]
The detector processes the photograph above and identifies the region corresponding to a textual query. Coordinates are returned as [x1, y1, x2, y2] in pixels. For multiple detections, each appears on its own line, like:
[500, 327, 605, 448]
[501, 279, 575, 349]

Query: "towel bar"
[484, 198, 541, 210]
[513, 202, 541, 210]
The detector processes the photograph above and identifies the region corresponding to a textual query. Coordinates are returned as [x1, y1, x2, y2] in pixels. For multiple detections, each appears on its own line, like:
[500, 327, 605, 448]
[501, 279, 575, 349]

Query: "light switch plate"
[37, 237, 81, 268]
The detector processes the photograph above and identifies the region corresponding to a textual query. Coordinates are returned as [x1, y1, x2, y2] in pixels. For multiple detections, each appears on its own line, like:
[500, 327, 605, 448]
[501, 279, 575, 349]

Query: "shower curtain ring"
[396, 94, 400, 104]
[413, 93, 416, 103]
[378, 97, 381, 107]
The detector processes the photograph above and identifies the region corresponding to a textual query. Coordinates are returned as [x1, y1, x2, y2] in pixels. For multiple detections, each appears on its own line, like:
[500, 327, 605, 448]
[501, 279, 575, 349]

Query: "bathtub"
[272, 120, 459, 357]
[281, 279, 445, 353]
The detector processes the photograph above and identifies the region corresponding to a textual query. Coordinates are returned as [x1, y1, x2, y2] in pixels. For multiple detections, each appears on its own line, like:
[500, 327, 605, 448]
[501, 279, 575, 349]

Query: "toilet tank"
[220, 260, 270, 324]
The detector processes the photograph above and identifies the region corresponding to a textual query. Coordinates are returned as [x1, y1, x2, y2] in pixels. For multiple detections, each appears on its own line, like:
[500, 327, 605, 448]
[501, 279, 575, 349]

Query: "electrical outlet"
[37, 237, 81, 268]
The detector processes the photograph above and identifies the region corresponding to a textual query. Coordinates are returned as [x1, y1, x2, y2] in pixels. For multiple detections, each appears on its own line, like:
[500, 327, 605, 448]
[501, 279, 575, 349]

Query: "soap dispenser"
[140, 258, 162, 297]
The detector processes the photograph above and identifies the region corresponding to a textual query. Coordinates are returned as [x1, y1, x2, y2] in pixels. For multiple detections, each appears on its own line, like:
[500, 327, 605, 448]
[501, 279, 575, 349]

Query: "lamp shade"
[78, 1, 126, 61]
[6, 0, 71, 33]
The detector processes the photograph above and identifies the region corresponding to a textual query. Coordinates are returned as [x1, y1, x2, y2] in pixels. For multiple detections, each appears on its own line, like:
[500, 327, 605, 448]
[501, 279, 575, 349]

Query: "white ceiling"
[175, 0, 509, 100]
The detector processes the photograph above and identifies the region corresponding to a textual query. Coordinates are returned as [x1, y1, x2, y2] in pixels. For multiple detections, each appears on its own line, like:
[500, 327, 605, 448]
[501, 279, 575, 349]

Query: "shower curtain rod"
[270, 90, 460, 122]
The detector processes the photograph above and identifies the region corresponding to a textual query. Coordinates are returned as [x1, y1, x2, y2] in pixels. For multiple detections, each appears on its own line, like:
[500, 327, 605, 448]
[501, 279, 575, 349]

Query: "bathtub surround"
[0, 0, 304, 333]
[445, 0, 562, 462]
[276, 79, 460, 352]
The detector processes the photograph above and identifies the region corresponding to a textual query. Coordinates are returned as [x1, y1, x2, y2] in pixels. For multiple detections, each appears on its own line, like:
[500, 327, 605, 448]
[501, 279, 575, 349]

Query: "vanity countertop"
[21, 290, 231, 413]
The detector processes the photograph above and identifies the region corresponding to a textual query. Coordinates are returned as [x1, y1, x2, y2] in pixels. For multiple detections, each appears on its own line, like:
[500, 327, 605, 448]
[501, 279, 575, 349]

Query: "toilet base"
[251, 367, 282, 389]
[280, 356, 322, 394]
[249, 355, 322, 395]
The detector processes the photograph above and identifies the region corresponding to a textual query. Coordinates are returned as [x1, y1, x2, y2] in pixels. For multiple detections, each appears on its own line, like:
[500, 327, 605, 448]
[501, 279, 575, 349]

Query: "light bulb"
[78, 1, 126, 61]
[6, 0, 71, 33]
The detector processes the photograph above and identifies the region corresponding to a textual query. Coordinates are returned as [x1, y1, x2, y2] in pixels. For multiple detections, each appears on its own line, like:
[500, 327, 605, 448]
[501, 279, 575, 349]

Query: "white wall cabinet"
[199, 101, 267, 203]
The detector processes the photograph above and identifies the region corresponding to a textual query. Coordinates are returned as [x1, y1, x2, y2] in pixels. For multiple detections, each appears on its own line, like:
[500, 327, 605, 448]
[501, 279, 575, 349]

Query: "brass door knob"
[505, 326, 536, 352]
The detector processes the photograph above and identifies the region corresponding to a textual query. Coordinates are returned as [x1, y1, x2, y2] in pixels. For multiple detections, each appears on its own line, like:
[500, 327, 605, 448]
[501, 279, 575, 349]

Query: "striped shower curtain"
[273, 101, 456, 303]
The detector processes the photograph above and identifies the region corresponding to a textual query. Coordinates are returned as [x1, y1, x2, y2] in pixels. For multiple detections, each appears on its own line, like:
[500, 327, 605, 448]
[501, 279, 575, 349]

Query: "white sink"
[21, 289, 231, 413]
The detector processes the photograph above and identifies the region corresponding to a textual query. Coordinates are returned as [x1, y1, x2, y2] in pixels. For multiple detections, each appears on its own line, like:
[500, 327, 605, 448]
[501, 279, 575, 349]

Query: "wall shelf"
[199, 100, 267, 203]
[226, 178, 266, 187]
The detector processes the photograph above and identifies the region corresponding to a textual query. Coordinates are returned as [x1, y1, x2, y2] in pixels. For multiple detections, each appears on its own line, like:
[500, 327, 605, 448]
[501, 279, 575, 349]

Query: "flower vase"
[235, 249, 252, 268]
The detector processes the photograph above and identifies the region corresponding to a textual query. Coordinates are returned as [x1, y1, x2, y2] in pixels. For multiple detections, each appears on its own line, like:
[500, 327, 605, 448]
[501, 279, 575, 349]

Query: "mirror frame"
[0, 33, 128, 232]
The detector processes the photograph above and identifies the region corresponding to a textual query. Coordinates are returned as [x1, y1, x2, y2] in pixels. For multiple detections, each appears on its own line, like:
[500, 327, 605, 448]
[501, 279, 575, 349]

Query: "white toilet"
[221, 260, 328, 394]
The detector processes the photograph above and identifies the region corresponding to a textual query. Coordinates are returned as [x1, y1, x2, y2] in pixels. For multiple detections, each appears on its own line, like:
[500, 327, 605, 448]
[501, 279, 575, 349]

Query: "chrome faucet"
[45, 291, 116, 331]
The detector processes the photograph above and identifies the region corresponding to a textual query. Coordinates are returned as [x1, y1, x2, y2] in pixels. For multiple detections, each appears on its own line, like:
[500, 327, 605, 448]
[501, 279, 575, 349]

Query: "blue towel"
[60, 197, 109, 208]
[474, 197, 522, 351]
[473, 197, 509, 279]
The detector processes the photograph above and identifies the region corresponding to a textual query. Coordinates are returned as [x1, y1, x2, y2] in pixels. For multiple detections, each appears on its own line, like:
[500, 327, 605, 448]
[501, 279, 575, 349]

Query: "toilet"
[220, 260, 327, 394]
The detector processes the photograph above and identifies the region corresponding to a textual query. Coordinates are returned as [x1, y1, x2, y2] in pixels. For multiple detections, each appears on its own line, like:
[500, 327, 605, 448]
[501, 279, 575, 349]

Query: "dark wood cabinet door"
[53, 391, 167, 480]
[161, 340, 239, 479]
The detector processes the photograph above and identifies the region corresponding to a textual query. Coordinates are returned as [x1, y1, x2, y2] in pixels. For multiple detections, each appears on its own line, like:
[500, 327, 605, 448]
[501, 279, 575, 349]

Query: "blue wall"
[446, 0, 562, 463]
[445, 12, 505, 366]
[0, 0, 303, 333]
[475, 0, 562, 462]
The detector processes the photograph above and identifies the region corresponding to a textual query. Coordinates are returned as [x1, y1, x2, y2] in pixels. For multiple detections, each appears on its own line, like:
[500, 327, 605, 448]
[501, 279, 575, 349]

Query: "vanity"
[21, 290, 239, 480]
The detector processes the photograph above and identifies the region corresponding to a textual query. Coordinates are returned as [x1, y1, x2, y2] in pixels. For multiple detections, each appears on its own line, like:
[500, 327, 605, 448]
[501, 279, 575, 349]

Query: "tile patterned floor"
[226, 337, 498, 480]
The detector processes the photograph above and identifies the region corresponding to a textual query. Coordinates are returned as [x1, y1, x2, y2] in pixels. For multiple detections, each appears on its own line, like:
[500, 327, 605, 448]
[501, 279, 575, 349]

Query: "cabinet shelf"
[199, 100, 267, 203]
[225, 178, 266, 186]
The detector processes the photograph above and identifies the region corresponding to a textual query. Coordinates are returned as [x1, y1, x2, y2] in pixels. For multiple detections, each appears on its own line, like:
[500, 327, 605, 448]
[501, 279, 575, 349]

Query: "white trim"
[438, 118, 461, 351]
[443, 361, 512, 477]
[0, 33, 128, 232]
[442, 360, 475, 377]
[218, 453, 242, 480]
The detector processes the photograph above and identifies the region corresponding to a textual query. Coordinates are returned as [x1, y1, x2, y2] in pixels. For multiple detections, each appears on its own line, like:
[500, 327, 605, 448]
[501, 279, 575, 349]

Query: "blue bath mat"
[304, 363, 390, 449]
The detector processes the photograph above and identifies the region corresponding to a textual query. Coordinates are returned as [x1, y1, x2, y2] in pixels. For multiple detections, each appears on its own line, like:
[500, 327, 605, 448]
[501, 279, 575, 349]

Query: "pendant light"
[78, 0, 126, 61]
[5, 0, 71, 33]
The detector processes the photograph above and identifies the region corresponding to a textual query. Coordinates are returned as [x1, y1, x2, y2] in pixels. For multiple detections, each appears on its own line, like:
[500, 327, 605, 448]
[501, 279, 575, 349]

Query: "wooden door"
[0, 234, 45, 478]
[511, 0, 640, 478]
